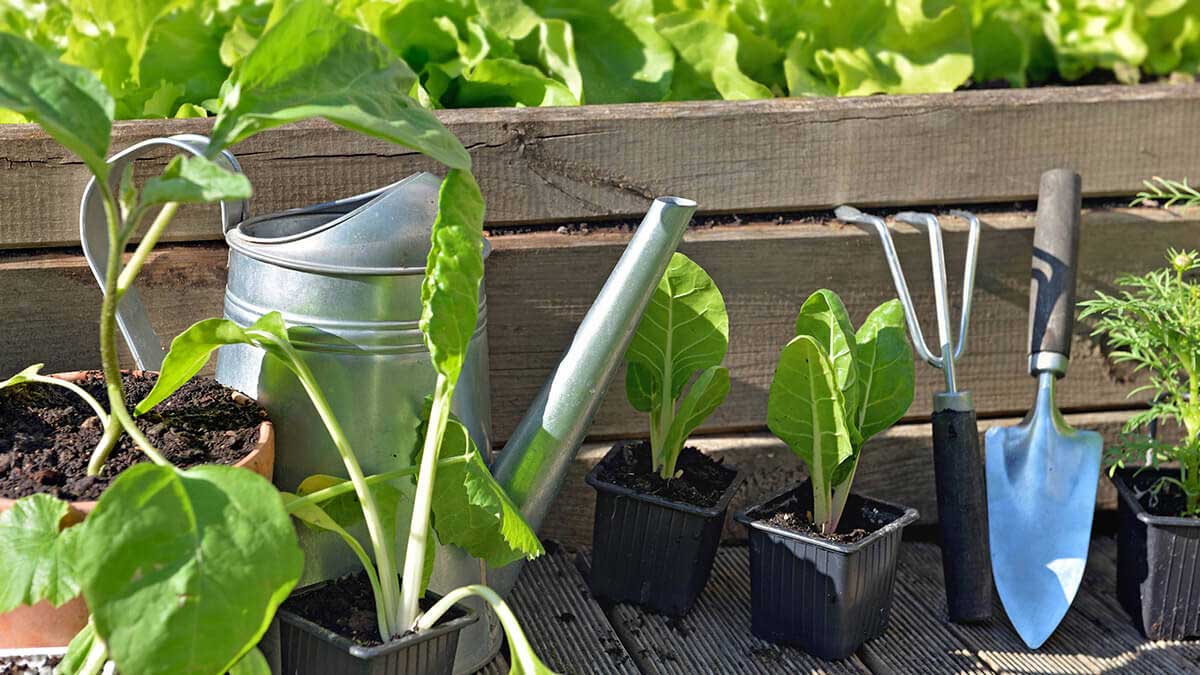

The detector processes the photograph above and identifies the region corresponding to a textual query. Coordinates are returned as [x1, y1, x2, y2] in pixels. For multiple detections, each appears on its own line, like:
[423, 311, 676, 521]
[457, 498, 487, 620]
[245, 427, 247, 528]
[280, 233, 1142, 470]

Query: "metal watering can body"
[81, 135, 696, 672]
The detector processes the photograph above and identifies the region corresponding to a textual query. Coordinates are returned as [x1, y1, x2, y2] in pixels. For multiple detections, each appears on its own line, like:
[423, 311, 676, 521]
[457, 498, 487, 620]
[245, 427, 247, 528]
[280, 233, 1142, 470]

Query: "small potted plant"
[1080, 248, 1200, 641]
[585, 252, 742, 616]
[735, 290, 919, 660]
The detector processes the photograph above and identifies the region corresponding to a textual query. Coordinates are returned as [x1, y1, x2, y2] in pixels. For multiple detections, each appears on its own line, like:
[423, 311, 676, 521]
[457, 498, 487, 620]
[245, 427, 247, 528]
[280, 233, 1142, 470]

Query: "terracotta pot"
[0, 371, 275, 648]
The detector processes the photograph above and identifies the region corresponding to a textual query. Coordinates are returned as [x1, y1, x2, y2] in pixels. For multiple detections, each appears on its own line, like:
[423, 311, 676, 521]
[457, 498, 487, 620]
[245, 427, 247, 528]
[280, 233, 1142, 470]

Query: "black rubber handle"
[1029, 169, 1082, 360]
[931, 407, 992, 623]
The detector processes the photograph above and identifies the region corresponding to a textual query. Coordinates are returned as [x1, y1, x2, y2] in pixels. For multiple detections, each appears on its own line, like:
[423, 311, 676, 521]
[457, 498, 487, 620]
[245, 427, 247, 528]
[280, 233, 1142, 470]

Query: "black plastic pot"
[276, 586, 477, 675]
[586, 443, 744, 616]
[1113, 467, 1200, 640]
[734, 484, 918, 660]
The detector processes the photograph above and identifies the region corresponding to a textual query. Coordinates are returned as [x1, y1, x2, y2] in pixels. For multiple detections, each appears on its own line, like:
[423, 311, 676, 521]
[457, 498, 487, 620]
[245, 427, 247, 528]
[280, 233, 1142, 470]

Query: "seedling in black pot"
[587, 252, 742, 616]
[736, 290, 918, 660]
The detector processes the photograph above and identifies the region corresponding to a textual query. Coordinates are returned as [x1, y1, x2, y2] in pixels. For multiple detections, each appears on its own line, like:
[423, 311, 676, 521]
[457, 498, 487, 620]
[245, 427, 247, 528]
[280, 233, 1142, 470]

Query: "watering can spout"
[491, 197, 696, 531]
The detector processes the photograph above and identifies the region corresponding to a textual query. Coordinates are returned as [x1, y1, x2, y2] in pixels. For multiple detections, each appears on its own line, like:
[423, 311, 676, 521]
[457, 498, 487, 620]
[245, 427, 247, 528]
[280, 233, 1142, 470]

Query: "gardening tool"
[985, 168, 1102, 649]
[80, 134, 697, 672]
[835, 205, 991, 624]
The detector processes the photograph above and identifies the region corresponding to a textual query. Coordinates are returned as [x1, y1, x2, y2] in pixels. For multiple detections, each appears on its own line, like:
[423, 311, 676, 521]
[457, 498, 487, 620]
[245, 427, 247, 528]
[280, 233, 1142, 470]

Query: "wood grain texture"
[2, 83, 1199, 248]
[536, 410, 1166, 548]
[0, 208, 1190, 441]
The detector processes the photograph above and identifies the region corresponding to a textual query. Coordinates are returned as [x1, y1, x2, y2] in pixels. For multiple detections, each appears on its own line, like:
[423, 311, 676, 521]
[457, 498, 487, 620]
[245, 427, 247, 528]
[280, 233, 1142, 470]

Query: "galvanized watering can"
[80, 134, 696, 672]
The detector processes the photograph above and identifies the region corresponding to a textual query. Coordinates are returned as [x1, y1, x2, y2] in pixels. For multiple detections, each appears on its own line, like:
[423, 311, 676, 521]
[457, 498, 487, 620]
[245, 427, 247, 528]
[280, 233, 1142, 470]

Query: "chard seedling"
[624, 253, 730, 479]
[767, 291, 915, 534]
[1081, 249, 1200, 516]
[0, 2, 498, 673]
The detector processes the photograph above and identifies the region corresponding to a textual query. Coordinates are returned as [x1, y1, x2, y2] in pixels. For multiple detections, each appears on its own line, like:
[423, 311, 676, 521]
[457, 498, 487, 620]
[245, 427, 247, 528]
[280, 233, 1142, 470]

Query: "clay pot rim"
[0, 370, 274, 515]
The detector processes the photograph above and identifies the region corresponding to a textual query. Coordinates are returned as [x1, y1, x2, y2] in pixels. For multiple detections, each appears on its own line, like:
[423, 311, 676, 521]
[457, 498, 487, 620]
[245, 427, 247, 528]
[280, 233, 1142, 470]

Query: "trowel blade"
[985, 420, 1103, 649]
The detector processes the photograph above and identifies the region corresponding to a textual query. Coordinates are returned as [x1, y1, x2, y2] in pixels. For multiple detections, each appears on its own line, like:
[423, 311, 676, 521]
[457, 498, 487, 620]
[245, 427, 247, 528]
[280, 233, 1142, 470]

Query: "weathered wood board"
[0, 208, 1190, 441]
[2, 84, 1199, 248]
[537, 410, 1170, 548]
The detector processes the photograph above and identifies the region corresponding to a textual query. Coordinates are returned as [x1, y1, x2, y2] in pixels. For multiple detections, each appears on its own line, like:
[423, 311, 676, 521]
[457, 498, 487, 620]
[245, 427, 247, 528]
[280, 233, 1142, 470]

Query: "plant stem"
[88, 184, 129, 476]
[398, 374, 452, 630]
[78, 627, 108, 675]
[115, 202, 179, 292]
[28, 375, 109, 425]
[829, 457, 858, 533]
[283, 455, 470, 513]
[251, 330, 402, 639]
[416, 585, 542, 673]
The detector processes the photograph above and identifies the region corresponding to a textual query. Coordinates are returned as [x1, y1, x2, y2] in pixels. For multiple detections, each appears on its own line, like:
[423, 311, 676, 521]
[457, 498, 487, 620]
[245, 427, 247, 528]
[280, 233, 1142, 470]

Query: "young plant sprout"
[1133, 177, 1200, 209]
[624, 252, 730, 479]
[1081, 249, 1200, 517]
[767, 291, 915, 534]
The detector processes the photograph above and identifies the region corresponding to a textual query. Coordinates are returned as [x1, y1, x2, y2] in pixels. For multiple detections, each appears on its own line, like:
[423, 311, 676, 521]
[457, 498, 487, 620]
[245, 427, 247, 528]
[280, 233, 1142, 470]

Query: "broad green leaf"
[140, 155, 252, 206]
[529, 0, 674, 104]
[135, 313, 285, 414]
[624, 360, 659, 413]
[655, 9, 772, 100]
[58, 620, 102, 675]
[0, 493, 81, 612]
[0, 33, 114, 177]
[209, 0, 471, 170]
[425, 416, 543, 567]
[853, 299, 914, 443]
[767, 335, 854, 491]
[1, 363, 45, 389]
[662, 365, 730, 464]
[454, 58, 579, 107]
[420, 170, 486, 383]
[625, 252, 729, 405]
[296, 474, 365, 528]
[229, 647, 271, 675]
[793, 289, 858, 418]
[74, 464, 303, 675]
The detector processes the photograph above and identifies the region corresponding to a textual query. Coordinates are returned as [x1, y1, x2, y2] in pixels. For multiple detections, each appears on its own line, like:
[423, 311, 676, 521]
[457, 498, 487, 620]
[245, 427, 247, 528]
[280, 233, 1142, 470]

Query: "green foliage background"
[2, 0, 1197, 124]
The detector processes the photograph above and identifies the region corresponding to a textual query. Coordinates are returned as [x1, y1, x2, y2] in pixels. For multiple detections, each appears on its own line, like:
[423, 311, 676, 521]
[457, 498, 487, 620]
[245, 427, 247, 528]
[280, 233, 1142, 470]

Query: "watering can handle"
[79, 134, 248, 371]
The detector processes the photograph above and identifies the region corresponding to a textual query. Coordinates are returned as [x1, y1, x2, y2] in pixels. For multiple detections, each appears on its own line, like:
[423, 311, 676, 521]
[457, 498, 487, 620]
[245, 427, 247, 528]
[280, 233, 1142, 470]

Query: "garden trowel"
[985, 169, 1102, 649]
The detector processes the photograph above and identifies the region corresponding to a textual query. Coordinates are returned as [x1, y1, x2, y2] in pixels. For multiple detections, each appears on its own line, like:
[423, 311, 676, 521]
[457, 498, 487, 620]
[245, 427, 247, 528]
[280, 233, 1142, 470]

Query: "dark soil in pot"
[0, 371, 266, 501]
[586, 441, 743, 617]
[277, 572, 477, 675]
[735, 484, 918, 660]
[1112, 467, 1200, 640]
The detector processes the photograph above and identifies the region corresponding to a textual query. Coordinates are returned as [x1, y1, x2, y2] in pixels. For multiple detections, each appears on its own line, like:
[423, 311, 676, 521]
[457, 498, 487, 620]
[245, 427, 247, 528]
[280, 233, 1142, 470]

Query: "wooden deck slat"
[586, 550, 870, 674]
[899, 541, 1200, 674]
[503, 550, 638, 675]
[3, 84, 1200, 248]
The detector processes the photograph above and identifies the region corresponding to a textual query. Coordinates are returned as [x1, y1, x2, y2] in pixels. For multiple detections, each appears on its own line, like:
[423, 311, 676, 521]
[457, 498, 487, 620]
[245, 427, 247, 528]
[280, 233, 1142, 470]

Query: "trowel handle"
[932, 398, 992, 623]
[1028, 169, 1082, 373]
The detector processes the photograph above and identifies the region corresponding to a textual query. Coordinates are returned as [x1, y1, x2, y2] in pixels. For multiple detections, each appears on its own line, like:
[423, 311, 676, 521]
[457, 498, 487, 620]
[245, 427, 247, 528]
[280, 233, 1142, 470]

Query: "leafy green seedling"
[767, 291, 914, 534]
[1081, 249, 1200, 516]
[624, 252, 731, 479]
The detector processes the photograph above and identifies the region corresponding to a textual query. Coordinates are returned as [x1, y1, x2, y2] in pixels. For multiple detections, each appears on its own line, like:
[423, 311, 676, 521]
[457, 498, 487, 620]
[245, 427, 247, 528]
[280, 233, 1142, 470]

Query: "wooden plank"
[899, 542, 1200, 674]
[0, 208, 1190, 441]
[2, 84, 1199, 248]
[537, 411, 1166, 548]
[586, 550, 870, 674]
[503, 549, 638, 675]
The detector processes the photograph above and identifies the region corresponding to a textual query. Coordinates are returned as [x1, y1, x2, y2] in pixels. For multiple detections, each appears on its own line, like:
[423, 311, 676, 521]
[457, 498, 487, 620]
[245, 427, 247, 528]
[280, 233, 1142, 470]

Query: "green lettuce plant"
[1080, 249, 1200, 517]
[624, 252, 730, 480]
[766, 290, 914, 534]
[0, 1, 515, 673]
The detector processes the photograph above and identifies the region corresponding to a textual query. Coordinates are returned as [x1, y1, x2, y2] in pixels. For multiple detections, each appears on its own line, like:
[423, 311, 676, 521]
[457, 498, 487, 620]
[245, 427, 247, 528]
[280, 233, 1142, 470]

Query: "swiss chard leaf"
[420, 169, 487, 383]
[661, 365, 730, 469]
[424, 416, 543, 567]
[73, 463, 303, 675]
[135, 313, 287, 414]
[767, 335, 854, 510]
[624, 360, 659, 413]
[0, 493, 81, 613]
[853, 299, 914, 443]
[0, 32, 114, 178]
[208, 0, 471, 170]
[625, 252, 729, 404]
[140, 154, 253, 206]
[793, 289, 859, 421]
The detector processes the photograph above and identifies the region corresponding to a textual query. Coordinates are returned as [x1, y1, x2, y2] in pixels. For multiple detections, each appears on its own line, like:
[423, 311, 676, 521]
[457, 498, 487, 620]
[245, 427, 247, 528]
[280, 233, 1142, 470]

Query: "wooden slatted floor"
[481, 538, 1200, 674]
